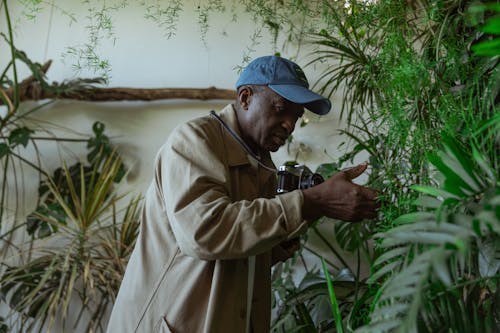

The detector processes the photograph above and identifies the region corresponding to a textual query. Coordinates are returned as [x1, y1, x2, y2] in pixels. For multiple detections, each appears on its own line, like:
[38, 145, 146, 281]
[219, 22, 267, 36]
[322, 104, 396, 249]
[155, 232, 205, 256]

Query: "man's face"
[238, 86, 304, 153]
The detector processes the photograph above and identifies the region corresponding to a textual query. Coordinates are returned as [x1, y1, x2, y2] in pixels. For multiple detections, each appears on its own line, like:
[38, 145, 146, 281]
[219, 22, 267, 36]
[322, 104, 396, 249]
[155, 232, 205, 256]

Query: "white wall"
[1, 1, 349, 189]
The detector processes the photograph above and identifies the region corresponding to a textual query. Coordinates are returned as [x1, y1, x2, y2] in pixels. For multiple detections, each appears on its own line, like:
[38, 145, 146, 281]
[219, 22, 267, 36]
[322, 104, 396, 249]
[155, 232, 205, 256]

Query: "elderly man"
[106, 55, 378, 333]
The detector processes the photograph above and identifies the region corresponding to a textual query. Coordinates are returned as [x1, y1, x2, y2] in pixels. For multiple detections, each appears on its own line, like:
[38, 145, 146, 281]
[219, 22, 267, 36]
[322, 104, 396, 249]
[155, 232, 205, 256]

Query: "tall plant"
[272, 1, 499, 332]
[0, 151, 141, 332]
[357, 130, 499, 333]
[0, 2, 142, 331]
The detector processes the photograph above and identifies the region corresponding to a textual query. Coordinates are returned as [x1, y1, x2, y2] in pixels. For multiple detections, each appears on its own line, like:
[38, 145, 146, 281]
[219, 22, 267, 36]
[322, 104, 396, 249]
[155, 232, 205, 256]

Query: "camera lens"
[300, 173, 324, 189]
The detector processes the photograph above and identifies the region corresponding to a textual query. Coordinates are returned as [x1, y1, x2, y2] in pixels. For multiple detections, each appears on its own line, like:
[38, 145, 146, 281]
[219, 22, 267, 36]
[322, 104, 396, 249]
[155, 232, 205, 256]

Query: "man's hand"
[302, 162, 379, 222]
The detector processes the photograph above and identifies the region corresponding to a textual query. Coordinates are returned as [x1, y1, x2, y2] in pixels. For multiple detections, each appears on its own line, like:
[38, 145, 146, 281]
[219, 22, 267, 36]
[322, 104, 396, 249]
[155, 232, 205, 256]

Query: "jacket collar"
[217, 104, 276, 174]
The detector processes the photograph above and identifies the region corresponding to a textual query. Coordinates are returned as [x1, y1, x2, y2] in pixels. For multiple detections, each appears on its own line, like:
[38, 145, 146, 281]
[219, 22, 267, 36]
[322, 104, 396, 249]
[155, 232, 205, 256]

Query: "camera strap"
[210, 110, 277, 173]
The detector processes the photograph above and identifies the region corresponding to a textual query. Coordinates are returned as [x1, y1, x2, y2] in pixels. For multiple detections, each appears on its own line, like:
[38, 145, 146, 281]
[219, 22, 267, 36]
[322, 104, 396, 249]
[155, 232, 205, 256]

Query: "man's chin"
[266, 144, 281, 152]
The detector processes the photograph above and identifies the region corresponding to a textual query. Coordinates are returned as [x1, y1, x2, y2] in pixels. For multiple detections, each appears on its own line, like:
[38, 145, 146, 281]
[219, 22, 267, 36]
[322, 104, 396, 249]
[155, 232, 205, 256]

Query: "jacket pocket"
[153, 317, 174, 333]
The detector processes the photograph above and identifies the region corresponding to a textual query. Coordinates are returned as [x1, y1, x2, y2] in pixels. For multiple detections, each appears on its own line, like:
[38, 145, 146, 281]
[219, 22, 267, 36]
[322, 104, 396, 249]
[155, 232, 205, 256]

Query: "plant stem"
[0, 136, 88, 142]
[312, 226, 352, 272]
[354, 248, 360, 304]
[8, 151, 49, 178]
[303, 245, 340, 271]
[3, 0, 19, 110]
[10, 100, 55, 121]
[0, 154, 9, 229]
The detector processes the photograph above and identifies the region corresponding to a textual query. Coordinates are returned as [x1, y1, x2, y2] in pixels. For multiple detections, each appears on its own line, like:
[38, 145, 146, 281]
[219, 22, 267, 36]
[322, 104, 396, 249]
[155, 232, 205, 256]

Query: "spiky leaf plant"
[0, 151, 141, 333]
[355, 131, 499, 333]
[278, 2, 500, 331]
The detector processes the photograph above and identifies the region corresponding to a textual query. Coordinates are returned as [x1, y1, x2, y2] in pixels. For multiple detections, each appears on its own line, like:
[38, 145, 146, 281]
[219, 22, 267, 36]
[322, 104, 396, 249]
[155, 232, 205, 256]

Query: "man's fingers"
[342, 162, 368, 180]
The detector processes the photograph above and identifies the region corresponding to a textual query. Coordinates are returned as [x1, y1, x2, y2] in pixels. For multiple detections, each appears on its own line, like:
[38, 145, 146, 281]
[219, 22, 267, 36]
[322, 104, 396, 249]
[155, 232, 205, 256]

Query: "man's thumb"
[342, 162, 368, 180]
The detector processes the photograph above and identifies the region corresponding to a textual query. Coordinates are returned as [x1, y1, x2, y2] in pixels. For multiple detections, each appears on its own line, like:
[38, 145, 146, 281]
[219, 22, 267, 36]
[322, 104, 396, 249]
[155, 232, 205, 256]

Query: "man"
[106, 55, 378, 333]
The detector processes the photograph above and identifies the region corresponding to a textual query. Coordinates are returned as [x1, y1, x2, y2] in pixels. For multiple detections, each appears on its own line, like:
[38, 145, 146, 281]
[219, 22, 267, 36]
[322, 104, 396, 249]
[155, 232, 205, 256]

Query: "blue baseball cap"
[235, 56, 331, 115]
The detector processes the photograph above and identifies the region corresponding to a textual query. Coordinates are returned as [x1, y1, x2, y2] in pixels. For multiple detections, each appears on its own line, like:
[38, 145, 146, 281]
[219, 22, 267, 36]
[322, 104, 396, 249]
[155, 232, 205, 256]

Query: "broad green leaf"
[316, 162, 339, 178]
[477, 239, 500, 277]
[0, 143, 10, 158]
[386, 221, 472, 237]
[8, 126, 34, 147]
[472, 218, 482, 237]
[431, 251, 452, 286]
[380, 281, 420, 300]
[370, 303, 407, 322]
[374, 246, 409, 266]
[474, 112, 500, 136]
[481, 16, 500, 35]
[383, 231, 458, 247]
[476, 210, 500, 234]
[410, 185, 459, 200]
[286, 283, 327, 305]
[441, 137, 482, 190]
[413, 195, 442, 209]
[484, 4, 500, 12]
[369, 260, 402, 283]
[472, 145, 495, 180]
[393, 212, 435, 225]
[438, 151, 481, 192]
[428, 153, 472, 196]
[472, 38, 500, 56]
[37, 222, 53, 238]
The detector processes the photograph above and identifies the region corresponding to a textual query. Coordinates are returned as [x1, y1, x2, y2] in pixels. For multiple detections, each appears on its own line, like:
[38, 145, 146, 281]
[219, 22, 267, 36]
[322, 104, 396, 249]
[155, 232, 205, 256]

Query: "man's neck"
[232, 103, 261, 159]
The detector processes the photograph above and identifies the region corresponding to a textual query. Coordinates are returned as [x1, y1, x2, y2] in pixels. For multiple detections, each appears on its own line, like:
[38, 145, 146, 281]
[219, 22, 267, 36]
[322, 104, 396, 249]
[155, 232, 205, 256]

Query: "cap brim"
[269, 84, 331, 115]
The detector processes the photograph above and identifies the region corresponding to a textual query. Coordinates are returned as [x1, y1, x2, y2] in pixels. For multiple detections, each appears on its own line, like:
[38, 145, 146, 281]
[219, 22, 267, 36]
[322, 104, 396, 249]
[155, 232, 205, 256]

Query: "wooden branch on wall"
[23, 85, 236, 102]
[1, 60, 236, 105]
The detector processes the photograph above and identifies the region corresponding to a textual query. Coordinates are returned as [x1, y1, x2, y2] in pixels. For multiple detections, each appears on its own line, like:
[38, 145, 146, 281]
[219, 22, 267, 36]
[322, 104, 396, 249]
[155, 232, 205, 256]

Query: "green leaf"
[0, 143, 10, 158]
[484, 4, 500, 12]
[436, 151, 481, 193]
[321, 258, 344, 333]
[315, 162, 339, 178]
[0, 316, 8, 333]
[87, 121, 111, 164]
[8, 126, 34, 147]
[477, 239, 500, 277]
[410, 185, 459, 200]
[334, 221, 370, 252]
[370, 303, 407, 323]
[413, 195, 442, 209]
[389, 221, 471, 235]
[472, 218, 482, 237]
[37, 222, 53, 238]
[472, 38, 500, 56]
[393, 212, 435, 225]
[369, 260, 402, 283]
[431, 251, 451, 286]
[481, 16, 500, 34]
[472, 145, 495, 180]
[441, 137, 482, 190]
[383, 231, 458, 247]
[374, 246, 408, 267]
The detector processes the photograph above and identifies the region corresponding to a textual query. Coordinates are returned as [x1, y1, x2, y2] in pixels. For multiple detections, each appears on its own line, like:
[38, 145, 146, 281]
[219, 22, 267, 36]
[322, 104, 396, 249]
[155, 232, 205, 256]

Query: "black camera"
[277, 162, 324, 194]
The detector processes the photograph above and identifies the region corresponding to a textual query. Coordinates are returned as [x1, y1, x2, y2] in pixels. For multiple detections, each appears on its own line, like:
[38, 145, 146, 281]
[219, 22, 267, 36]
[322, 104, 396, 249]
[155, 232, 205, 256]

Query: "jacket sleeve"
[156, 120, 308, 260]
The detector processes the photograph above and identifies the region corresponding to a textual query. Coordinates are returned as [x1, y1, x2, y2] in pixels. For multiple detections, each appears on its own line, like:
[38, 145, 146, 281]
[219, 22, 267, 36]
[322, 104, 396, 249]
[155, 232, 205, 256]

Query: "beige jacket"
[106, 105, 308, 333]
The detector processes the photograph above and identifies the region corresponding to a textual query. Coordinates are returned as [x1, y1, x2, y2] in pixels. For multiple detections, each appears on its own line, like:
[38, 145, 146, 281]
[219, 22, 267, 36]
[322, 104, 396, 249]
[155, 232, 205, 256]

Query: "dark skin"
[235, 85, 304, 153]
[234, 85, 379, 260]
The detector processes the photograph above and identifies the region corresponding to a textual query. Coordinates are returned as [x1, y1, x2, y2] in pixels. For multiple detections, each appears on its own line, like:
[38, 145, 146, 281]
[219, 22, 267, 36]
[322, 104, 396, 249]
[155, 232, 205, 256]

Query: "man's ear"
[237, 86, 253, 110]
